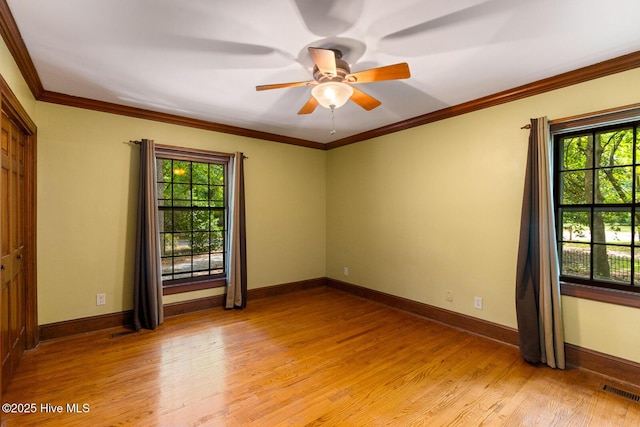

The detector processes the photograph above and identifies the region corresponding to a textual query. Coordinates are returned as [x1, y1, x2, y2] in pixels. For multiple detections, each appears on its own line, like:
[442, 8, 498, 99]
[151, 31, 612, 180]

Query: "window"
[155, 145, 231, 294]
[554, 121, 640, 293]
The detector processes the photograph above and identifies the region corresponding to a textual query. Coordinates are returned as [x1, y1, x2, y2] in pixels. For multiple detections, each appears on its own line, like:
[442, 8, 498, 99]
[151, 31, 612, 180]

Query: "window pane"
[158, 210, 169, 232]
[597, 128, 633, 167]
[160, 233, 173, 256]
[211, 252, 224, 272]
[210, 185, 224, 207]
[210, 164, 224, 185]
[173, 255, 193, 276]
[560, 243, 590, 278]
[173, 184, 191, 206]
[211, 210, 224, 230]
[193, 231, 209, 254]
[157, 158, 171, 182]
[560, 170, 593, 204]
[560, 209, 590, 242]
[561, 135, 592, 170]
[192, 253, 210, 272]
[174, 232, 192, 255]
[211, 238, 224, 253]
[593, 245, 631, 284]
[593, 209, 632, 244]
[595, 167, 632, 203]
[193, 184, 209, 206]
[635, 210, 640, 244]
[192, 162, 209, 184]
[161, 257, 174, 275]
[173, 210, 191, 232]
[172, 161, 191, 183]
[158, 183, 172, 206]
[635, 167, 640, 203]
[192, 210, 210, 231]
[637, 127, 640, 164]
[165, 211, 174, 232]
[211, 231, 224, 248]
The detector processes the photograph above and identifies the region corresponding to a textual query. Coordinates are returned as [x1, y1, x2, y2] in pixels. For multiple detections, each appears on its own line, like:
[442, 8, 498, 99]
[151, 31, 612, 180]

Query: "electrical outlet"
[445, 290, 453, 302]
[474, 296, 483, 310]
[343, 266, 349, 276]
[96, 293, 106, 306]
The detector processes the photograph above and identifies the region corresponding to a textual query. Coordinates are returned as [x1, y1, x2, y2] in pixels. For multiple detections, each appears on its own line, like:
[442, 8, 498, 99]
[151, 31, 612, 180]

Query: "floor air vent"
[603, 385, 640, 403]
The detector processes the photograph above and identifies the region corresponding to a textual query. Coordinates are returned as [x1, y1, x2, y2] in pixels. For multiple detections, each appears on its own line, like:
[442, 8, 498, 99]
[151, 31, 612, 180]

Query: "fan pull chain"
[330, 105, 336, 135]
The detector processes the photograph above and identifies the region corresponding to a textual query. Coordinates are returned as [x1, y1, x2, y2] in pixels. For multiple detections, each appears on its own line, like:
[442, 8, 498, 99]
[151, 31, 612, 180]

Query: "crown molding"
[0, 0, 43, 97]
[2, 0, 640, 151]
[38, 90, 326, 150]
[326, 50, 640, 149]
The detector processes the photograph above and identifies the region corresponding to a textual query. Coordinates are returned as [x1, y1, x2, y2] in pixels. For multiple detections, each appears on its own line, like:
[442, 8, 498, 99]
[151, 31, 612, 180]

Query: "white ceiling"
[7, 0, 640, 144]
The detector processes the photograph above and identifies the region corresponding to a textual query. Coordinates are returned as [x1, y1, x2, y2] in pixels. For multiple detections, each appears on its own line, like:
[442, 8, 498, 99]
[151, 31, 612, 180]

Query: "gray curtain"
[516, 117, 565, 368]
[225, 152, 247, 309]
[133, 139, 164, 330]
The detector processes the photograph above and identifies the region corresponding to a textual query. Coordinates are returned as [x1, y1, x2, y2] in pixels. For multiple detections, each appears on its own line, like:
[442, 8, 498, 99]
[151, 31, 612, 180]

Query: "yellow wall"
[326, 68, 640, 363]
[35, 102, 326, 324]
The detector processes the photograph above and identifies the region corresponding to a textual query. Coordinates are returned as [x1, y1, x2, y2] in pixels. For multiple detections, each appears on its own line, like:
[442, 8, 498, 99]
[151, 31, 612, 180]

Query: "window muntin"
[555, 123, 640, 292]
[156, 156, 226, 284]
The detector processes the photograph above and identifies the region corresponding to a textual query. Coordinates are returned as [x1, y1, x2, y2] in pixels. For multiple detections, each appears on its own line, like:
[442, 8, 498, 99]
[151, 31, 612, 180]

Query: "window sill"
[163, 277, 226, 295]
[560, 281, 640, 309]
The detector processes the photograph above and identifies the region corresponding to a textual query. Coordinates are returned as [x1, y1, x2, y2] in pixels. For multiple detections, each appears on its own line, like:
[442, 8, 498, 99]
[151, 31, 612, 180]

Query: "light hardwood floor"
[2, 287, 640, 426]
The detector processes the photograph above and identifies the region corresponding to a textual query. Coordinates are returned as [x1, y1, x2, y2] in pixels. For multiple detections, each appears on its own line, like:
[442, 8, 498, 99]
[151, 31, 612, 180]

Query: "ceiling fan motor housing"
[313, 50, 351, 83]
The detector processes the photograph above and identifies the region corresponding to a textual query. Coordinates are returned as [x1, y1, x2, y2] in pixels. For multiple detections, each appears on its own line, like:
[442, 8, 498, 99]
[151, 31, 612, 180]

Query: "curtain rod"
[520, 120, 564, 130]
[520, 120, 558, 129]
[130, 140, 248, 159]
[520, 120, 556, 129]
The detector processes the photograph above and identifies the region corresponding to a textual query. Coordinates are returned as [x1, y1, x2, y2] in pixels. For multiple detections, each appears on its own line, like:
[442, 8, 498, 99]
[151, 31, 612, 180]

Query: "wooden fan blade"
[298, 97, 319, 115]
[350, 87, 382, 111]
[347, 63, 410, 84]
[308, 47, 337, 76]
[256, 81, 314, 91]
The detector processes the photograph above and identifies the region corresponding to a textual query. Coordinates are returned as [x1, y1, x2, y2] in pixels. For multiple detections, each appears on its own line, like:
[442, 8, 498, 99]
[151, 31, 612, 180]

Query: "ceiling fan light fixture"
[311, 82, 353, 110]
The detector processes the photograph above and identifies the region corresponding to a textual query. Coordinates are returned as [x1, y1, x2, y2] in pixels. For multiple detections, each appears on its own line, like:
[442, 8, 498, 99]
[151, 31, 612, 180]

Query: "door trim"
[0, 74, 37, 353]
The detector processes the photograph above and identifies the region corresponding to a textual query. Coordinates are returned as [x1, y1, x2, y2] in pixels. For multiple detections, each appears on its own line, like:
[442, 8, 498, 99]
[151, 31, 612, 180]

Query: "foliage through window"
[156, 148, 228, 287]
[555, 121, 640, 292]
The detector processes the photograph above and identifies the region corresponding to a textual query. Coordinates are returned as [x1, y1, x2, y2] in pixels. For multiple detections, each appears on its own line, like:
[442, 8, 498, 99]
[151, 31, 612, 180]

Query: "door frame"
[0, 75, 37, 354]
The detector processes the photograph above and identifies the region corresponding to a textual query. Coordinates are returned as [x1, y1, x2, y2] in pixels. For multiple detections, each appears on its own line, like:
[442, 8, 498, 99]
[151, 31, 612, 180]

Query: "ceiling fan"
[256, 47, 411, 114]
